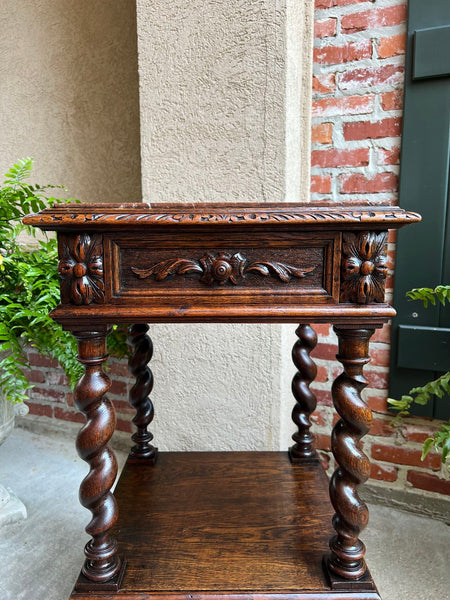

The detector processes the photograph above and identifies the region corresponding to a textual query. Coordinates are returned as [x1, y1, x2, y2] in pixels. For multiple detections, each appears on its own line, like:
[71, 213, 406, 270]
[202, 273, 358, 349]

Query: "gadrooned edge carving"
[131, 252, 316, 285]
[58, 234, 105, 305]
[340, 231, 388, 304]
[24, 207, 422, 228]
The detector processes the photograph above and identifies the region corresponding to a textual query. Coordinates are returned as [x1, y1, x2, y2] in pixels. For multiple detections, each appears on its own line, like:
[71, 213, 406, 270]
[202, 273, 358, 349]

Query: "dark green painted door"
[389, 0, 450, 419]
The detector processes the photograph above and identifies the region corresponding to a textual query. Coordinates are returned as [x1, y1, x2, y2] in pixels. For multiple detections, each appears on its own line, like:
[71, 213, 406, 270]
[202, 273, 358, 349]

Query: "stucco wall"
[0, 1, 141, 203]
[137, 0, 313, 451]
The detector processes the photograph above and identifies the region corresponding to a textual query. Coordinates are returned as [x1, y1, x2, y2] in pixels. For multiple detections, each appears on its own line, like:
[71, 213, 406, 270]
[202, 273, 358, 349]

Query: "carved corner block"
[340, 231, 388, 304]
[58, 233, 105, 304]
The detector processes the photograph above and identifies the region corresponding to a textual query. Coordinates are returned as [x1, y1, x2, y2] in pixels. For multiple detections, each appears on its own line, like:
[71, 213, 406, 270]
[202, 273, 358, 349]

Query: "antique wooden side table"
[24, 203, 420, 600]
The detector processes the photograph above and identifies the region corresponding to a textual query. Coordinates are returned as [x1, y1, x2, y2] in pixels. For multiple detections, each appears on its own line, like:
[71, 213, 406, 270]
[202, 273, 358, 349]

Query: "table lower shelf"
[70, 452, 381, 600]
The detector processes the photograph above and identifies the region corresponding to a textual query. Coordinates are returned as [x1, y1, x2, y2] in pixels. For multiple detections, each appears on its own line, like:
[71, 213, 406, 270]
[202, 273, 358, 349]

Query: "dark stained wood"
[23, 202, 420, 600]
[69, 452, 381, 600]
[23, 201, 420, 231]
[127, 324, 157, 460]
[71, 326, 121, 584]
[326, 327, 375, 581]
[289, 324, 318, 463]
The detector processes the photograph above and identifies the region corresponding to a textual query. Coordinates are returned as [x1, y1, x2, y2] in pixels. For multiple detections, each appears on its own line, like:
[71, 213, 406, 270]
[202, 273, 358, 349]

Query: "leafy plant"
[389, 285, 450, 467]
[0, 158, 129, 404]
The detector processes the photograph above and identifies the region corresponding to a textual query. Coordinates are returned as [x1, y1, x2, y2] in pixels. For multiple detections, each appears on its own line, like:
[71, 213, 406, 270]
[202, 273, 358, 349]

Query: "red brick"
[25, 369, 46, 384]
[54, 407, 84, 424]
[377, 146, 401, 165]
[312, 95, 375, 117]
[109, 380, 128, 396]
[371, 443, 441, 470]
[339, 65, 404, 92]
[46, 371, 68, 386]
[372, 324, 391, 344]
[28, 352, 58, 368]
[311, 323, 332, 337]
[341, 5, 407, 34]
[339, 172, 398, 194]
[312, 73, 336, 94]
[343, 118, 402, 141]
[377, 34, 406, 59]
[311, 175, 332, 194]
[318, 451, 331, 471]
[365, 369, 389, 390]
[316, 0, 366, 7]
[312, 148, 370, 168]
[108, 360, 130, 377]
[370, 346, 390, 367]
[116, 418, 132, 433]
[28, 403, 53, 418]
[313, 388, 333, 407]
[29, 386, 67, 403]
[110, 399, 135, 414]
[381, 90, 403, 111]
[388, 230, 397, 244]
[315, 433, 332, 452]
[315, 365, 329, 383]
[314, 40, 372, 65]
[402, 425, 434, 444]
[370, 463, 398, 482]
[315, 18, 337, 39]
[369, 418, 395, 437]
[311, 409, 327, 426]
[367, 395, 389, 414]
[407, 471, 450, 496]
[311, 122, 333, 144]
[312, 343, 338, 360]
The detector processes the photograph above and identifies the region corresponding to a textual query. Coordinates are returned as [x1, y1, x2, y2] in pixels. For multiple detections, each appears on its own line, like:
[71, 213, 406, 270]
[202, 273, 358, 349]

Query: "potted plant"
[389, 285, 450, 469]
[0, 159, 128, 522]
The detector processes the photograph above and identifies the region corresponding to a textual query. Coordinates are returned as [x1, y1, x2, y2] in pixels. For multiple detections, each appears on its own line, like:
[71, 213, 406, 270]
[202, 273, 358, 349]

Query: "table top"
[23, 202, 420, 231]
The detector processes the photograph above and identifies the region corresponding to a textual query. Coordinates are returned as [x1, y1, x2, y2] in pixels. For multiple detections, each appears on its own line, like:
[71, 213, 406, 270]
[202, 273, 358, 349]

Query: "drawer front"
[103, 230, 341, 306]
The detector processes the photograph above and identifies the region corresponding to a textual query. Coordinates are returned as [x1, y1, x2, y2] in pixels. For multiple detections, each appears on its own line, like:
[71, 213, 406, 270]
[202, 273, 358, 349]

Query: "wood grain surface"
[70, 452, 380, 600]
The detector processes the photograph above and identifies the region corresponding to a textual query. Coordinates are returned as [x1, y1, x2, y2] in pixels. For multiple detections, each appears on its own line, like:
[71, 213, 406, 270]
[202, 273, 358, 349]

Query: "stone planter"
[0, 396, 29, 527]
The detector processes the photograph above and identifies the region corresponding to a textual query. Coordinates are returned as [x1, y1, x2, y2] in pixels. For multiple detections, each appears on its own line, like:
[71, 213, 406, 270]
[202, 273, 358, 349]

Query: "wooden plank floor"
[71, 452, 381, 600]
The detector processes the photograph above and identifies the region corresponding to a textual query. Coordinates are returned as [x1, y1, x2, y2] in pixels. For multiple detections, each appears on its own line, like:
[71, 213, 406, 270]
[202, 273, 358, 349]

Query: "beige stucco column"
[136, 0, 314, 450]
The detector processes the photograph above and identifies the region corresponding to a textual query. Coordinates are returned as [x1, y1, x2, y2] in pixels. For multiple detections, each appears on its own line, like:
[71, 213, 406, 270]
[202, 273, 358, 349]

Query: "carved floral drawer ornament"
[23, 202, 420, 600]
[131, 252, 317, 286]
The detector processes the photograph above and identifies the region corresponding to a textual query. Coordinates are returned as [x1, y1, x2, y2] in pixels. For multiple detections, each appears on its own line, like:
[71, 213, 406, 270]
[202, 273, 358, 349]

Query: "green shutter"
[389, 0, 450, 420]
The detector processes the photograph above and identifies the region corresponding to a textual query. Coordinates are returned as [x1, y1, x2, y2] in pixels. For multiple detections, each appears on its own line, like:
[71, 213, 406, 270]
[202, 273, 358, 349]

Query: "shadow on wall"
[0, 0, 141, 203]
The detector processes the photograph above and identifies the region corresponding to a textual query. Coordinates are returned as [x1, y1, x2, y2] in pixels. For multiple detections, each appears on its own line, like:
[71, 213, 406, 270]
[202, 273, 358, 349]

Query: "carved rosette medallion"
[340, 231, 388, 304]
[132, 252, 316, 286]
[58, 234, 105, 304]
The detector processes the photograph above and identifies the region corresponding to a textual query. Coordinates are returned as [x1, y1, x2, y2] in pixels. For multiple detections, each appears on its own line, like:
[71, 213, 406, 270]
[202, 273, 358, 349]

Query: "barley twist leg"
[72, 327, 121, 583]
[327, 327, 374, 580]
[289, 324, 318, 462]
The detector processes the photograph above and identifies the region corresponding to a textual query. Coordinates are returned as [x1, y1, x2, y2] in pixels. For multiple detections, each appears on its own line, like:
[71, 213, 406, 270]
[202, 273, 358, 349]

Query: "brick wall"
[24, 348, 134, 435]
[311, 0, 449, 499]
[21, 0, 449, 502]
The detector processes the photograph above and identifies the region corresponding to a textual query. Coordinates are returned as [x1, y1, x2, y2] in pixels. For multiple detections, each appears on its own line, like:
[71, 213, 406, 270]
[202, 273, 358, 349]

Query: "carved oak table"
[24, 203, 420, 600]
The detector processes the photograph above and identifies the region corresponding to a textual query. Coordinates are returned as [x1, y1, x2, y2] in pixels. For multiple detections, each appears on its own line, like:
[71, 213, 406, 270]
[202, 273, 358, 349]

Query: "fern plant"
[0, 158, 129, 405]
[389, 285, 450, 467]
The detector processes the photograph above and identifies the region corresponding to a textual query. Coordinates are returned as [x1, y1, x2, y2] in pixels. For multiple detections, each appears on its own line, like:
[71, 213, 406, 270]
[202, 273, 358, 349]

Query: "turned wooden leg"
[127, 324, 157, 460]
[326, 326, 374, 582]
[289, 324, 318, 463]
[72, 327, 122, 586]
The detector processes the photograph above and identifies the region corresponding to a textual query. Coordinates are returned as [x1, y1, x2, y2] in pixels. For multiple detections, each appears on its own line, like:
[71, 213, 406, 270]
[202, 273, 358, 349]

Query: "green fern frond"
[4, 157, 34, 184]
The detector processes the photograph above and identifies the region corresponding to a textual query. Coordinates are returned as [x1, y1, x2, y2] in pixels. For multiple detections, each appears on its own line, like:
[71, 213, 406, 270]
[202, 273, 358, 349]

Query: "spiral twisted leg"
[127, 324, 157, 460]
[326, 327, 374, 582]
[289, 324, 318, 463]
[72, 327, 121, 584]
